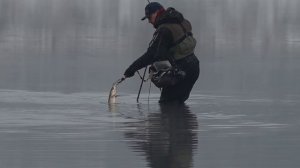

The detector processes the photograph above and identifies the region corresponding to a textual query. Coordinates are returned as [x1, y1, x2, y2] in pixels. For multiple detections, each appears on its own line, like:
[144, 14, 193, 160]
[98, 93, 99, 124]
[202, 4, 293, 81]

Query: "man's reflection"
[124, 104, 198, 168]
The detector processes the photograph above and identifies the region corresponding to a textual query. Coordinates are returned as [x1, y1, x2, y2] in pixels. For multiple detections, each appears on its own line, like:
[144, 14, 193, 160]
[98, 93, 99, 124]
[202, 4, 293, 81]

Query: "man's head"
[141, 2, 164, 24]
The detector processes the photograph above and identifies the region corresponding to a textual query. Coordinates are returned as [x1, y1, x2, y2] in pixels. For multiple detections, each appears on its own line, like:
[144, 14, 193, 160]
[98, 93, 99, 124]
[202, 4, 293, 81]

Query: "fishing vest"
[159, 20, 197, 60]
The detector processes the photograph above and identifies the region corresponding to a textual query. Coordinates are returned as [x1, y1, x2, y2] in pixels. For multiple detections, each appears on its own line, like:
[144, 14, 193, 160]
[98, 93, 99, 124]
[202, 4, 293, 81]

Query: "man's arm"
[124, 27, 173, 77]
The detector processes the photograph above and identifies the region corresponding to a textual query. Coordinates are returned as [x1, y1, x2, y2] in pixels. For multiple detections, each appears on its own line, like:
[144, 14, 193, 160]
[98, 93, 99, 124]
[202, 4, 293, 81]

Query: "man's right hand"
[124, 67, 135, 78]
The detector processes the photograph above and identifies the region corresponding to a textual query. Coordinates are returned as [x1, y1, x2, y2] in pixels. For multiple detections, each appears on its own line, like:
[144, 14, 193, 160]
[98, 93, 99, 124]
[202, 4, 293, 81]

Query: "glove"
[124, 67, 135, 78]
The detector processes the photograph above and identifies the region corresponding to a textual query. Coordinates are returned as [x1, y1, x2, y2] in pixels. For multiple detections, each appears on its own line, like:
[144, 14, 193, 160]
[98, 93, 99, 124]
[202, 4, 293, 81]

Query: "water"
[1, 1, 300, 167]
[1, 89, 299, 168]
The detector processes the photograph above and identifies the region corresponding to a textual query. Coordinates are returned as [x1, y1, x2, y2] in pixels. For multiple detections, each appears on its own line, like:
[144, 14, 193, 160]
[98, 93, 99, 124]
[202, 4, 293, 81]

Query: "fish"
[108, 84, 117, 104]
[108, 77, 125, 104]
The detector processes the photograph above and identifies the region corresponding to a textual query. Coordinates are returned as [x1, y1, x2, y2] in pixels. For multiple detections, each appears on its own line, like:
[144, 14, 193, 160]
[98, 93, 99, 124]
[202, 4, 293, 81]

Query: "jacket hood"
[154, 7, 184, 28]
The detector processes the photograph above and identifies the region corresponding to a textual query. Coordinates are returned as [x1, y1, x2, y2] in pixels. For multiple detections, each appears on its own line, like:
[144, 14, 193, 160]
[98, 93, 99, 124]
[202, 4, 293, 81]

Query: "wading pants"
[159, 54, 200, 104]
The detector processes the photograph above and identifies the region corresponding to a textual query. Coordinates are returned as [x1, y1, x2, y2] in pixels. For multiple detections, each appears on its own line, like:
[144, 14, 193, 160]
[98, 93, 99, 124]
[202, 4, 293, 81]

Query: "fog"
[0, 0, 299, 96]
[1, 1, 300, 168]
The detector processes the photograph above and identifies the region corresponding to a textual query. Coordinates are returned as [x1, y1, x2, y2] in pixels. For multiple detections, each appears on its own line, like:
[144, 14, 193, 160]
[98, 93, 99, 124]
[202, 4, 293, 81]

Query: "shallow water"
[0, 90, 299, 168]
[1, 1, 299, 167]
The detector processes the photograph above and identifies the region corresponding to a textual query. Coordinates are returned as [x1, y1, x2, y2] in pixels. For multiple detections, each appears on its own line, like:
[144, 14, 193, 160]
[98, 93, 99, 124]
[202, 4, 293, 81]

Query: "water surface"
[1, 90, 299, 168]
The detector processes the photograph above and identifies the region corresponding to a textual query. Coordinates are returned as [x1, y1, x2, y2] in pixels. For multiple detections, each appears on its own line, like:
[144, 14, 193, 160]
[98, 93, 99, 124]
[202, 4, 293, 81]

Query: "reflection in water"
[124, 104, 198, 168]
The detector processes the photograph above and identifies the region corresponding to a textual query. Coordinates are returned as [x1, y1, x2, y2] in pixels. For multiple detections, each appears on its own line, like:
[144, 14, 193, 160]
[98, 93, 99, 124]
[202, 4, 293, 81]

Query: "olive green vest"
[159, 20, 197, 60]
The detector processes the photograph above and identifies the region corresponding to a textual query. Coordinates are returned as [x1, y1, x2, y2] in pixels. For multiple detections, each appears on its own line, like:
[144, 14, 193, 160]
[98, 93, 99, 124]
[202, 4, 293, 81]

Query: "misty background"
[0, 0, 299, 97]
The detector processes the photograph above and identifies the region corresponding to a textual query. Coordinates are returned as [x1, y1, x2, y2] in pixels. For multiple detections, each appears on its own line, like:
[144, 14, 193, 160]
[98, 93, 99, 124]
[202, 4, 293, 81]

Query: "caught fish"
[108, 84, 117, 104]
[108, 77, 125, 104]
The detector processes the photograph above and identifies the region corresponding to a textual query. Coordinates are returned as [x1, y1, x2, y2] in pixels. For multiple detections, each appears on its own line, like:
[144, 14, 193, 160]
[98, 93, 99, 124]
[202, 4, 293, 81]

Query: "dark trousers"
[159, 54, 199, 103]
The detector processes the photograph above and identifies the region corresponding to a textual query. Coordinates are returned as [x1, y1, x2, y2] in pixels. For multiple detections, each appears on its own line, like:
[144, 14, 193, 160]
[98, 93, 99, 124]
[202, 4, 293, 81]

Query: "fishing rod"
[136, 66, 148, 103]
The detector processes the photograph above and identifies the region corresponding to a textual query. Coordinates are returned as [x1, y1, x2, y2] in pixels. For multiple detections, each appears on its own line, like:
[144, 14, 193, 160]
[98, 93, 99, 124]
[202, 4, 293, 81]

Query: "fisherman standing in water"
[124, 2, 199, 104]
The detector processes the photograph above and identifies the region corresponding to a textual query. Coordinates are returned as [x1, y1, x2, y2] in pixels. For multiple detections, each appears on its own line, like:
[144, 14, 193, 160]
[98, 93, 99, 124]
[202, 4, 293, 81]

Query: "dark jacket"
[124, 8, 194, 77]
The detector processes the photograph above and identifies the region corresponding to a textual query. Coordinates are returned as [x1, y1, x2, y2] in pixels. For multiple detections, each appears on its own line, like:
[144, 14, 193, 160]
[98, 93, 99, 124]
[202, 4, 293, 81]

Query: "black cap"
[141, 2, 164, 20]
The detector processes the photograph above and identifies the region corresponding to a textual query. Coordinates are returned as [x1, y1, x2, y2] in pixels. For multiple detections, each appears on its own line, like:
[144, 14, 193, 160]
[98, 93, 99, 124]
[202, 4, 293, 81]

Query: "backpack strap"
[168, 23, 193, 66]
[170, 23, 193, 47]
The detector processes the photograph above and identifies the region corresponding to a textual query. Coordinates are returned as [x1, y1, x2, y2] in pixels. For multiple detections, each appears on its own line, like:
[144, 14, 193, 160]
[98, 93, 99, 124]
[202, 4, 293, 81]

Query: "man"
[124, 2, 199, 104]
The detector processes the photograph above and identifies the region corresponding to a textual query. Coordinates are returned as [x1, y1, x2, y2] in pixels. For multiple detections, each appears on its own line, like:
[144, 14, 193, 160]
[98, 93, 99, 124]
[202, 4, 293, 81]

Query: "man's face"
[148, 12, 157, 25]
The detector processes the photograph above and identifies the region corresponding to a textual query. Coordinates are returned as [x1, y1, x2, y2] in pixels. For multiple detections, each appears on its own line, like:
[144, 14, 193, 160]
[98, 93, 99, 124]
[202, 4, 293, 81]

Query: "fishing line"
[148, 80, 152, 103]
